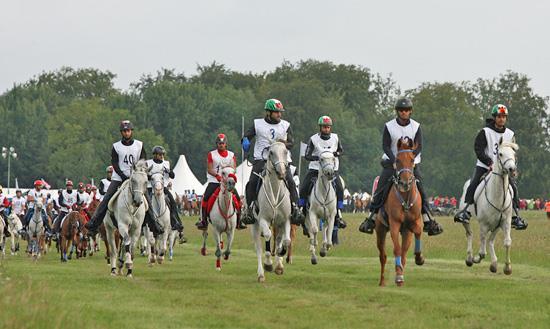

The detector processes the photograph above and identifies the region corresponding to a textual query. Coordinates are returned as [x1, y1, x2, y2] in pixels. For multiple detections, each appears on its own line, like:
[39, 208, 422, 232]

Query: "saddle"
[107, 180, 149, 228]
[206, 187, 240, 215]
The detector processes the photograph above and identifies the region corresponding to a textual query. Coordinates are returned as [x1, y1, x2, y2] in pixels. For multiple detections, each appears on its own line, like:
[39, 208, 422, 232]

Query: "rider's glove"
[242, 137, 250, 152]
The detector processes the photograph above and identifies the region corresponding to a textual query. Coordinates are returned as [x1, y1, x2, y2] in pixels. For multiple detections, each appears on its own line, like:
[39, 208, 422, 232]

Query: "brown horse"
[99, 223, 121, 264]
[75, 212, 89, 258]
[182, 195, 200, 216]
[59, 211, 80, 262]
[87, 198, 101, 253]
[376, 137, 425, 287]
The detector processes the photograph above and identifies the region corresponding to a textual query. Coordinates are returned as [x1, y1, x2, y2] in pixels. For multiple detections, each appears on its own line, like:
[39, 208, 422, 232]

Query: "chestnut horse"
[59, 211, 80, 262]
[376, 137, 425, 287]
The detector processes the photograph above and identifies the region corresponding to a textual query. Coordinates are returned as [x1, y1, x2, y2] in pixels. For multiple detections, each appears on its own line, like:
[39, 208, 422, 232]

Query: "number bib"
[112, 140, 143, 181]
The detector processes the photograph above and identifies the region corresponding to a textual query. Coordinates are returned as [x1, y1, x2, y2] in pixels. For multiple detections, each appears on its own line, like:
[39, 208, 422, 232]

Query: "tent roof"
[172, 154, 205, 195]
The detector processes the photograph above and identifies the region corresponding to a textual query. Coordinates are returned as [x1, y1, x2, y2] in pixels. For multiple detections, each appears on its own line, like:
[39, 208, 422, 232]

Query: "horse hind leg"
[263, 239, 273, 272]
[474, 224, 489, 263]
[464, 223, 474, 267]
[286, 224, 296, 264]
[274, 229, 285, 275]
[252, 224, 265, 282]
[201, 231, 208, 256]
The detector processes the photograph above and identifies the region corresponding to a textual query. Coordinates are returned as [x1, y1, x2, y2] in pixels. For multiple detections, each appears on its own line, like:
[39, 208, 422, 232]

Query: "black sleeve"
[76, 193, 81, 205]
[474, 129, 492, 166]
[334, 139, 343, 157]
[304, 138, 318, 161]
[382, 126, 395, 163]
[98, 181, 106, 195]
[169, 169, 175, 179]
[111, 146, 128, 181]
[413, 126, 423, 156]
[243, 124, 256, 141]
[285, 125, 294, 150]
[58, 193, 68, 208]
[139, 146, 147, 160]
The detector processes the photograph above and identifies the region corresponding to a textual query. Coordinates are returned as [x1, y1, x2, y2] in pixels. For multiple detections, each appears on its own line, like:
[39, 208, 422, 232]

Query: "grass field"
[1, 211, 549, 329]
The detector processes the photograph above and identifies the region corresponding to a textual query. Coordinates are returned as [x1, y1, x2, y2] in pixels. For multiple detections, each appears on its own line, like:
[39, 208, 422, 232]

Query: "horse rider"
[98, 166, 113, 201]
[299, 115, 347, 229]
[453, 104, 528, 230]
[241, 98, 304, 224]
[52, 180, 78, 235]
[85, 120, 164, 236]
[145, 145, 185, 241]
[359, 97, 443, 236]
[196, 133, 246, 230]
[0, 185, 11, 237]
[21, 180, 52, 236]
[12, 189, 27, 221]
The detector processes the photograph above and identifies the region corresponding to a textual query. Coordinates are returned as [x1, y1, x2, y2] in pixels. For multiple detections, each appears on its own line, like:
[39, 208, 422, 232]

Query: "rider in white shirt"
[22, 180, 52, 235]
[52, 180, 78, 234]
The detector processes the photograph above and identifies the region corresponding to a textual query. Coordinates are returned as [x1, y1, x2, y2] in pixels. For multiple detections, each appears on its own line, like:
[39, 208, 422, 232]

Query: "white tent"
[172, 154, 205, 196]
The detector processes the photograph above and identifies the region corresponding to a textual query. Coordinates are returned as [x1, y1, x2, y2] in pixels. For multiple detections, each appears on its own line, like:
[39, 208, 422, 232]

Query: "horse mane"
[397, 137, 415, 150]
[134, 159, 148, 172]
[500, 141, 519, 151]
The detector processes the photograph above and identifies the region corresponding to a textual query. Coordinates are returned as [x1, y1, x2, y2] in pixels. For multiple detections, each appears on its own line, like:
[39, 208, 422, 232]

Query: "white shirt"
[206, 150, 236, 183]
[146, 159, 171, 188]
[27, 189, 46, 209]
[382, 118, 422, 164]
[307, 133, 340, 171]
[12, 196, 26, 215]
[253, 118, 290, 160]
[77, 191, 91, 207]
[476, 127, 515, 169]
[112, 140, 143, 181]
[60, 190, 78, 212]
[99, 178, 111, 201]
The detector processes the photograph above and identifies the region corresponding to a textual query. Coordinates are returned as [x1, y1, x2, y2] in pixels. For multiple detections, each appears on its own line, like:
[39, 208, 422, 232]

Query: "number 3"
[270, 128, 275, 139]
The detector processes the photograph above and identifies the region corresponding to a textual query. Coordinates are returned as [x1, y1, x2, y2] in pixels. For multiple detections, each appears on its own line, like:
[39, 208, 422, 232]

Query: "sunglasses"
[398, 108, 412, 112]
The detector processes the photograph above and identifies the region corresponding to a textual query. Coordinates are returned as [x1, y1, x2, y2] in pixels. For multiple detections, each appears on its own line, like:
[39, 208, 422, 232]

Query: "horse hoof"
[274, 266, 284, 275]
[277, 247, 287, 257]
[395, 275, 404, 286]
[465, 259, 474, 267]
[200, 247, 207, 256]
[311, 257, 318, 265]
[127, 273, 133, 278]
[320, 249, 327, 257]
[263, 263, 273, 272]
[224, 254, 229, 260]
[490, 263, 498, 273]
[286, 256, 292, 264]
[415, 254, 425, 266]
[258, 275, 265, 283]
[379, 281, 385, 287]
[504, 265, 512, 275]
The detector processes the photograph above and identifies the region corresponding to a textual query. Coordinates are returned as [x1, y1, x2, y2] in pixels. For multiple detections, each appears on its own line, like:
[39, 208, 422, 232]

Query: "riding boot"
[422, 210, 444, 236]
[241, 204, 256, 225]
[3, 223, 10, 238]
[453, 204, 472, 224]
[290, 202, 305, 225]
[335, 208, 347, 229]
[236, 210, 247, 230]
[170, 213, 184, 232]
[195, 208, 208, 230]
[511, 207, 528, 230]
[359, 210, 377, 234]
[145, 210, 164, 235]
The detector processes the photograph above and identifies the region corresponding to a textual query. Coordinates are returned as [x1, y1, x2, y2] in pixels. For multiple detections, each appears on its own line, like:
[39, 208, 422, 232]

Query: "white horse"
[306, 151, 337, 265]
[104, 160, 149, 277]
[251, 141, 292, 282]
[146, 172, 171, 265]
[207, 166, 238, 271]
[27, 201, 45, 260]
[168, 229, 178, 261]
[460, 138, 518, 275]
[0, 215, 5, 258]
[6, 213, 23, 255]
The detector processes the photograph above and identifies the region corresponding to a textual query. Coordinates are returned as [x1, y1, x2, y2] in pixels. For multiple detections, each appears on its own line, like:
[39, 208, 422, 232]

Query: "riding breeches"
[299, 169, 344, 207]
[23, 208, 49, 228]
[89, 180, 123, 224]
[464, 166, 489, 205]
[245, 160, 299, 206]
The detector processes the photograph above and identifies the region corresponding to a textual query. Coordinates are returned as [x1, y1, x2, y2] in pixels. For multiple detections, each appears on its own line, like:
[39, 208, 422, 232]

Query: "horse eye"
[499, 153, 503, 156]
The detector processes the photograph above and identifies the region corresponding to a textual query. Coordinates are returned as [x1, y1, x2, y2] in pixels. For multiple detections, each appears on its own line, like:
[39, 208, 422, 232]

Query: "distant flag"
[40, 178, 51, 190]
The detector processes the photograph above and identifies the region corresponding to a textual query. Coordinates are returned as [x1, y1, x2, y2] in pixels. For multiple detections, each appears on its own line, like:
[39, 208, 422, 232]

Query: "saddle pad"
[206, 188, 240, 215]
[107, 180, 129, 213]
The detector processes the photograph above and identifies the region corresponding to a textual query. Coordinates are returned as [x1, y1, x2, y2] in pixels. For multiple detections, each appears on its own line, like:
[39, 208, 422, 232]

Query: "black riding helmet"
[395, 97, 413, 110]
[119, 120, 134, 131]
[152, 145, 166, 155]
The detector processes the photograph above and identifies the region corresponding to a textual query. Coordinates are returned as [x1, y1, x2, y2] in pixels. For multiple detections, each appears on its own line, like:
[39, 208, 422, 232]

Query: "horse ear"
[397, 138, 403, 149]
[407, 138, 414, 148]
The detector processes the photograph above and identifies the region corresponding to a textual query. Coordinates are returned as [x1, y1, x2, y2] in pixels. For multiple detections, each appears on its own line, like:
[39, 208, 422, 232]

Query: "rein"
[313, 160, 336, 221]
[216, 183, 236, 232]
[393, 148, 418, 212]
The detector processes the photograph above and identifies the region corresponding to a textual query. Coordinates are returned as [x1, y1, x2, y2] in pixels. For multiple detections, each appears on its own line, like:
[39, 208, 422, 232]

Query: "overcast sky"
[1, 0, 549, 97]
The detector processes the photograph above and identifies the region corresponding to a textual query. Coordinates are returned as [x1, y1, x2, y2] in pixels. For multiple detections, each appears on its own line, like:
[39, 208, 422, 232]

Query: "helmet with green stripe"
[491, 104, 508, 117]
[264, 99, 285, 112]
[318, 115, 333, 126]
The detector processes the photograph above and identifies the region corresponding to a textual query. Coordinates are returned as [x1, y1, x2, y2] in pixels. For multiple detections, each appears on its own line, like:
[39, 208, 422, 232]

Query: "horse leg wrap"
[395, 256, 402, 268]
[414, 238, 421, 253]
[125, 244, 130, 253]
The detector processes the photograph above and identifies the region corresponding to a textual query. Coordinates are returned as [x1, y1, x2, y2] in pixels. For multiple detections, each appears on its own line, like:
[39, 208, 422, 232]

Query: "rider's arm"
[334, 139, 343, 157]
[111, 146, 128, 181]
[98, 181, 106, 196]
[413, 126, 423, 157]
[304, 138, 319, 161]
[139, 148, 146, 160]
[206, 153, 220, 179]
[382, 126, 395, 163]
[285, 126, 294, 150]
[242, 125, 256, 141]
[58, 192, 68, 208]
[168, 169, 175, 179]
[474, 129, 492, 166]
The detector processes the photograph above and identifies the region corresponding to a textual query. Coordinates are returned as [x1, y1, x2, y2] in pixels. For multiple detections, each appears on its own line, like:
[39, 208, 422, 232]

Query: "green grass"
[1, 212, 549, 329]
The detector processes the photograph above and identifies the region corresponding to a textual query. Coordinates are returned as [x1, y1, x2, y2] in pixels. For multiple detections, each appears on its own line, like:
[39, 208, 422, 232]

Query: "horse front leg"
[488, 229, 499, 273]
[251, 223, 265, 282]
[503, 218, 512, 275]
[325, 209, 336, 250]
[389, 221, 404, 287]
[464, 222, 474, 266]
[286, 224, 296, 264]
[474, 224, 489, 263]
[375, 221, 388, 287]
[308, 213, 319, 265]
[274, 226, 284, 275]
[212, 228, 222, 271]
[105, 226, 118, 275]
[223, 221, 236, 261]
[201, 230, 208, 256]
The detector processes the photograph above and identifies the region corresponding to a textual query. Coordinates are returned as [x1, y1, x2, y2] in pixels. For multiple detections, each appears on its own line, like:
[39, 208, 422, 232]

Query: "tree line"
[0, 61, 548, 197]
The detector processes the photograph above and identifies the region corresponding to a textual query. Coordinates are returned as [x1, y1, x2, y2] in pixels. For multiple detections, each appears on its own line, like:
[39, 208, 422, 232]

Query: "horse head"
[220, 166, 237, 191]
[267, 141, 288, 180]
[319, 151, 336, 180]
[395, 137, 416, 192]
[150, 172, 165, 197]
[496, 137, 519, 175]
[130, 159, 149, 206]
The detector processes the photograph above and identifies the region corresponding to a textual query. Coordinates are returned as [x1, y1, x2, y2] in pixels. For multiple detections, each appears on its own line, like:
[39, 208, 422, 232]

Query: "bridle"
[392, 149, 418, 212]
